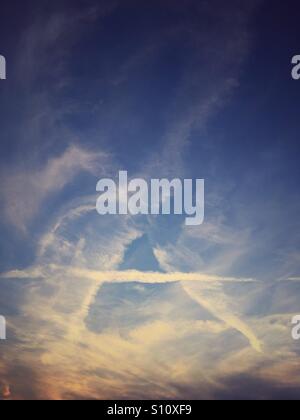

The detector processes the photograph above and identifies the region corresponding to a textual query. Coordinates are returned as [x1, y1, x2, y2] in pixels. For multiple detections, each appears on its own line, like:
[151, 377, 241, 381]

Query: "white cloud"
[0, 145, 110, 231]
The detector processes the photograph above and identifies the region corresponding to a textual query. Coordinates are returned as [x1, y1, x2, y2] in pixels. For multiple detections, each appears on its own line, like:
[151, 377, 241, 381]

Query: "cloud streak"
[0, 266, 256, 284]
[182, 283, 263, 353]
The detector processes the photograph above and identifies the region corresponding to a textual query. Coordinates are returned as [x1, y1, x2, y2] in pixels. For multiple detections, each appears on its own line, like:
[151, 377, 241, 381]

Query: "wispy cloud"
[143, 0, 258, 178]
[16, 1, 119, 86]
[0, 145, 110, 231]
[0, 265, 297, 400]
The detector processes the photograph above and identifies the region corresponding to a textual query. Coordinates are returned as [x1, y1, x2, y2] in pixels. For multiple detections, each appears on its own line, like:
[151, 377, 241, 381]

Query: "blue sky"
[0, 0, 300, 400]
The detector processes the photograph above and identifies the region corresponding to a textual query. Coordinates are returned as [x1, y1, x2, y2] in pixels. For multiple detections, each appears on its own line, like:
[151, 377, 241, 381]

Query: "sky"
[0, 0, 300, 400]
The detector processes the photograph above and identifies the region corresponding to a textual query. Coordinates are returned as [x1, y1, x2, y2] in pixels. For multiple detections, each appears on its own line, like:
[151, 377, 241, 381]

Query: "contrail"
[1, 265, 256, 284]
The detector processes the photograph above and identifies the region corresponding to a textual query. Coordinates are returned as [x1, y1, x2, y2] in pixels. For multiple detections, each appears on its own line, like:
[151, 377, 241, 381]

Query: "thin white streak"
[182, 283, 263, 353]
[1, 266, 255, 284]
